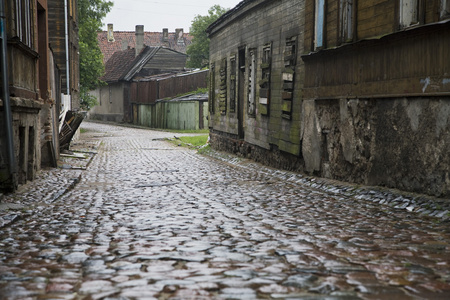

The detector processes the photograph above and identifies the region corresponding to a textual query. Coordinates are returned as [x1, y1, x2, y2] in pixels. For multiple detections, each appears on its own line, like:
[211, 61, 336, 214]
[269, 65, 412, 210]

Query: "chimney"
[175, 28, 185, 45]
[135, 25, 144, 57]
[163, 28, 169, 42]
[121, 39, 128, 50]
[107, 24, 115, 42]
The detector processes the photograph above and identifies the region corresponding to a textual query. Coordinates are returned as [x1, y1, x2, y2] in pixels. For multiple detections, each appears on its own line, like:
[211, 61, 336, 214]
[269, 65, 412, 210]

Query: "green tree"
[186, 5, 228, 69]
[78, 0, 113, 110]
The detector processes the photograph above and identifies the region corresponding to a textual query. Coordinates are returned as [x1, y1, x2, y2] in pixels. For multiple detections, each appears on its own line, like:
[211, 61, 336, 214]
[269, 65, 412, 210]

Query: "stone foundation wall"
[211, 97, 450, 198]
[0, 97, 43, 190]
[209, 130, 304, 172]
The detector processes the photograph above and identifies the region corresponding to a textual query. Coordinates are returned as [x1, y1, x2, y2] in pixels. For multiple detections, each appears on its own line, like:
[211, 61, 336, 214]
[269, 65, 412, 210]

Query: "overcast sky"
[102, 0, 243, 32]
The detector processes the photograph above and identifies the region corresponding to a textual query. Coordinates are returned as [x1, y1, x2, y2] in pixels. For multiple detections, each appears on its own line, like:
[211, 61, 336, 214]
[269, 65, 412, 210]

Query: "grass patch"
[164, 129, 209, 134]
[170, 134, 209, 149]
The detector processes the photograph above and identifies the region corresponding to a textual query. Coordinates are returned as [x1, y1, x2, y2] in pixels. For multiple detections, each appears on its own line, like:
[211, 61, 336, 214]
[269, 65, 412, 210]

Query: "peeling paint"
[420, 77, 431, 93]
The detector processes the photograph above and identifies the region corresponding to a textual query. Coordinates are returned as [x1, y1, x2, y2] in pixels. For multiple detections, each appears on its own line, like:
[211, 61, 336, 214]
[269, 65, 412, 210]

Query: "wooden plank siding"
[303, 0, 450, 99]
[144, 48, 187, 72]
[303, 22, 450, 99]
[130, 71, 208, 105]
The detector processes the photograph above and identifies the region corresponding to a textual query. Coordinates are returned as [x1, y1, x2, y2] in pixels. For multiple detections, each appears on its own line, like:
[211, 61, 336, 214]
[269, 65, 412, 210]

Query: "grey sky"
[103, 0, 243, 32]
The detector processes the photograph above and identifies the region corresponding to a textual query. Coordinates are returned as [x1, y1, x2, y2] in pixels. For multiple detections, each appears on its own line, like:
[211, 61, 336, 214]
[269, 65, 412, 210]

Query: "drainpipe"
[64, 0, 70, 96]
[0, 0, 17, 188]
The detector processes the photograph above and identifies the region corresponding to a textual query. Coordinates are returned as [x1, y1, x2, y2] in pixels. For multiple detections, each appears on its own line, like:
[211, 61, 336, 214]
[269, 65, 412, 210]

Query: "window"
[219, 58, 227, 114]
[399, 0, 419, 28]
[248, 49, 256, 116]
[15, 0, 33, 48]
[259, 43, 272, 116]
[315, 0, 325, 49]
[230, 55, 237, 113]
[442, 0, 450, 19]
[340, 0, 353, 43]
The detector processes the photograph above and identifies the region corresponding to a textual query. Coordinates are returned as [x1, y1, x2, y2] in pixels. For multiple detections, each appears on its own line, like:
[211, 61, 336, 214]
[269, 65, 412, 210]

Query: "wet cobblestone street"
[1, 122, 450, 299]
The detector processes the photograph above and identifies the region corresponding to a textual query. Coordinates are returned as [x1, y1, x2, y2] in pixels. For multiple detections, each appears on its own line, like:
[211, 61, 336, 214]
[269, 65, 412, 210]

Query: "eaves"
[206, 0, 276, 38]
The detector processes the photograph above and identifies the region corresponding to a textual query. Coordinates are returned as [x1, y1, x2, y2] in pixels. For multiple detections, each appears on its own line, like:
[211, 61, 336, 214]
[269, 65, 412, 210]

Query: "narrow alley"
[0, 122, 449, 299]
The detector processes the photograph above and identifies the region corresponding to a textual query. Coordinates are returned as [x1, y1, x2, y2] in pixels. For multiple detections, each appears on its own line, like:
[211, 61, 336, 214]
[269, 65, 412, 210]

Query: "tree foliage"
[186, 5, 228, 69]
[78, 0, 113, 110]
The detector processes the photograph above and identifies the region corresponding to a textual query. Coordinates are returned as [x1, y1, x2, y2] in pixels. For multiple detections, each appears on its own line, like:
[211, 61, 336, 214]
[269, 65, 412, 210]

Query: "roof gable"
[101, 48, 137, 83]
[102, 46, 188, 83]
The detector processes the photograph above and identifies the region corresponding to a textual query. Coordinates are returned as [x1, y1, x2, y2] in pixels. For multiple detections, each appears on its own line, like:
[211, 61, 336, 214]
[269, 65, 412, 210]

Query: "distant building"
[97, 25, 192, 64]
[89, 26, 190, 123]
[207, 0, 450, 197]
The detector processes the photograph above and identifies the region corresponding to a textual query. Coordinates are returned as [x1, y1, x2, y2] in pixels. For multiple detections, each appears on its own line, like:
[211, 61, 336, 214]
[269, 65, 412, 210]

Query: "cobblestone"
[0, 121, 449, 299]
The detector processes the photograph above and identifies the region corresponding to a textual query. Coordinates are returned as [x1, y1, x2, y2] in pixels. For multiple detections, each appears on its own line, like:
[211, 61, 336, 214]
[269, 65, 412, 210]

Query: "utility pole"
[0, 0, 17, 191]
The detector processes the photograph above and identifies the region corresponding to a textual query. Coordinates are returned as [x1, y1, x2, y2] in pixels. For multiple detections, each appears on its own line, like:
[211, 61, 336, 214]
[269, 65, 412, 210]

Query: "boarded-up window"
[259, 43, 272, 116]
[248, 49, 256, 116]
[230, 55, 237, 113]
[209, 63, 215, 114]
[442, 0, 450, 19]
[219, 58, 227, 114]
[315, 0, 325, 49]
[340, 0, 353, 43]
[400, 0, 419, 28]
[282, 37, 297, 120]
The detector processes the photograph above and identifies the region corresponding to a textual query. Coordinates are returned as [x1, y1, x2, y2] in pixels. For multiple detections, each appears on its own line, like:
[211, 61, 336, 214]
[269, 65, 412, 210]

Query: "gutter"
[64, 0, 70, 95]
[0, 0, 17, 189]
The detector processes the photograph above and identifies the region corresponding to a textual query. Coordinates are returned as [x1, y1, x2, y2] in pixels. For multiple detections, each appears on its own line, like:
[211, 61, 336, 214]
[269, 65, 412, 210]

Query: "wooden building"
[0, 0, 79, 191]
[301, 0, 450, 196]
[89, 26, 190, 123]
[207, 0, 450, 197]
[207, 0, 306, 168]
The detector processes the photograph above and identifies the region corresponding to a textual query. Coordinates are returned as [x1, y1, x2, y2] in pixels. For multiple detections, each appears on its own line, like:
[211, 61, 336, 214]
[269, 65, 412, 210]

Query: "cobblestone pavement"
[1, 121, 450, 300]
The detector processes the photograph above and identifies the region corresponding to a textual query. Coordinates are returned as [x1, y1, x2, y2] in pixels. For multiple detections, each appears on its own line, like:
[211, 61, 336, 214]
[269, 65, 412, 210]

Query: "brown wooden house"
[301, 0, 450, 196]
[0, 0, 79, 191]
[207, 0, 450, 197]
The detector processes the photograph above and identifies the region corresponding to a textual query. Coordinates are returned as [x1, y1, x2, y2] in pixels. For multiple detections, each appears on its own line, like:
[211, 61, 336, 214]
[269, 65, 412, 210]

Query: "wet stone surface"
[0, 121, 450, 299]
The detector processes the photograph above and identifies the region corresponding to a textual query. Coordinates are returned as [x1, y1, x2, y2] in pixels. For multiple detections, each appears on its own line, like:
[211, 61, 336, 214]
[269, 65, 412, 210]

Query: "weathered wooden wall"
[130, 71, 208, 104]
[208, 0, 305, 156]
[207, 0, 450, 197]
[144, 48, 187, 72]
[303, 23, 450, 99]
[136, 100, 208, 130]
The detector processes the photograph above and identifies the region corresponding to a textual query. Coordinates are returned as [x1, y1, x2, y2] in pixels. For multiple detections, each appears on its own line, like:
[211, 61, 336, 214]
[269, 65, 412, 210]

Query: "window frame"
[314, 0, 326, 49]
[441, 0, 450, 19]
[399, 0, 420, 29]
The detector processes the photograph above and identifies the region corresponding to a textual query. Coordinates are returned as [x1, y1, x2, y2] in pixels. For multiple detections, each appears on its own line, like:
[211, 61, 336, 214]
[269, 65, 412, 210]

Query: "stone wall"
[88, 83, 125, 123]
[0, 97, 42, 190]
[303, 97, 450, 197]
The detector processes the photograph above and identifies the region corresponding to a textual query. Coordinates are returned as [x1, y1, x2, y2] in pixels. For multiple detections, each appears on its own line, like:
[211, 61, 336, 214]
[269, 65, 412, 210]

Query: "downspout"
[64, 0, 70, 96]
[0, 0, 17, 188]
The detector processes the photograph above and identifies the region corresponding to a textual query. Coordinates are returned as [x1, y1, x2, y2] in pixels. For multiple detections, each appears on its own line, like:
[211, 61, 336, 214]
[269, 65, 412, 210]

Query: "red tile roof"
[98, 30, 192, 64]
[101, 48, 136, 83]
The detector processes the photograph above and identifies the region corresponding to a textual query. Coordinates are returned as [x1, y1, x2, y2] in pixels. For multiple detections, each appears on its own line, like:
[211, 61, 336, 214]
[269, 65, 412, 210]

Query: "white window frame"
[399, 0, 419, 28]
[340, 0, 353, 43]
[442, 0, 450, 19]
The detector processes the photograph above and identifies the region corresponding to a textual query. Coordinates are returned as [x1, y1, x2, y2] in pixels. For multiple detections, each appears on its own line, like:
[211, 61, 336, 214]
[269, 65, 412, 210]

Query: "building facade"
[207, 0, 450, 197]
[0, 0, 79, 191]
[207, 0, 306, 169]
